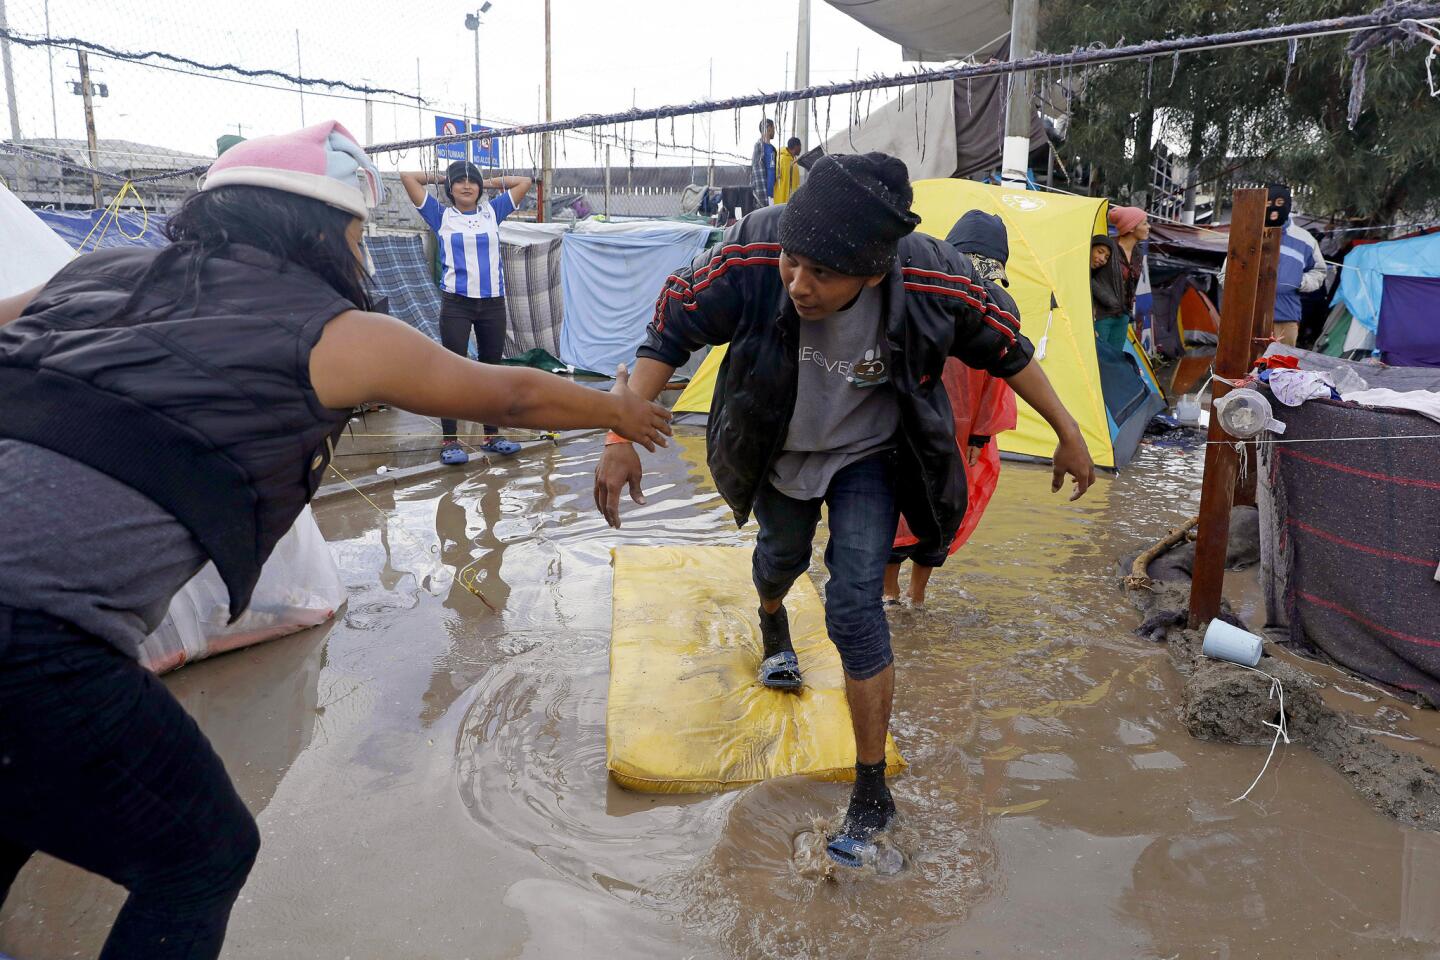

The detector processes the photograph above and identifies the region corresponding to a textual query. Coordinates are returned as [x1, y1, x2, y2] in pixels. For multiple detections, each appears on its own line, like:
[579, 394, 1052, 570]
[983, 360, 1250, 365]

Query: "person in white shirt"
[401, 161, 532, 463]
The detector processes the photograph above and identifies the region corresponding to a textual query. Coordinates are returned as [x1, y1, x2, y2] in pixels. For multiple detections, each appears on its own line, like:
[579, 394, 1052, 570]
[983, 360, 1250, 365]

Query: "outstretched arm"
[0, 285, 41, 326]
[310, 310, 672, 449]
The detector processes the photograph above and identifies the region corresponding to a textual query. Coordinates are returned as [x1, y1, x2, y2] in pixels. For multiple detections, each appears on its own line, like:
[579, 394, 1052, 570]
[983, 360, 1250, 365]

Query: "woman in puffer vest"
[0, 121, 670, 960]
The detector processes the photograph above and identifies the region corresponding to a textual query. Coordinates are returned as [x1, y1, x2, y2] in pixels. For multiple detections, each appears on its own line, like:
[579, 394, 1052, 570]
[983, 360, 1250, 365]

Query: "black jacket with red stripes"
[637, 204, 1032, 547]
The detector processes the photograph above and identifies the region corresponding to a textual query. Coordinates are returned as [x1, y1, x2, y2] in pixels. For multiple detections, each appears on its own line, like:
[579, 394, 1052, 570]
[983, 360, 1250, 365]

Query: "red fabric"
[1254, 354, 1300, 371]
[893, 359, 1016, 555]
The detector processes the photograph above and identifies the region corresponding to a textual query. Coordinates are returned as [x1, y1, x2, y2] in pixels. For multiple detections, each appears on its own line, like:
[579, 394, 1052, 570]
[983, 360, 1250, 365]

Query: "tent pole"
[1234, 225, 1283, 508]
[1189, 188, 1267, 628]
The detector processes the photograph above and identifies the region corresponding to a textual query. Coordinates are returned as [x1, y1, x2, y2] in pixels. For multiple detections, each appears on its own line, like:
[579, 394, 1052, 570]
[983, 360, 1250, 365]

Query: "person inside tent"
[1221, 183, 1326, 347]
[883, 210, 1018, 611]
[399, 160, 533, 464]
[1099, 204, 1149, 349]
[593, 152, 1093, 866]
[774, 136, 803, 204]
[0, 121, 670, 960]
[1090, 233, 1127, 345]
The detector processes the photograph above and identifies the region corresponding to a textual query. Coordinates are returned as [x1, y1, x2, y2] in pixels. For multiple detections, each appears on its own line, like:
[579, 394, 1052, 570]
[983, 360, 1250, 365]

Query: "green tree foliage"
[1041, 0, 1440, 223]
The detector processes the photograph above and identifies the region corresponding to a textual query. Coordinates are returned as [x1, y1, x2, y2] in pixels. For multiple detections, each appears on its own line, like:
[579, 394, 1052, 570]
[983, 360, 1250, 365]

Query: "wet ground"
[7, 410, 1440, 959]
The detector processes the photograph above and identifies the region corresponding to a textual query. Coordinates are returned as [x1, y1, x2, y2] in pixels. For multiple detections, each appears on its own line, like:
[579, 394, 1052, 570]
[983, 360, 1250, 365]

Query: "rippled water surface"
[7, 416, 1440, 960]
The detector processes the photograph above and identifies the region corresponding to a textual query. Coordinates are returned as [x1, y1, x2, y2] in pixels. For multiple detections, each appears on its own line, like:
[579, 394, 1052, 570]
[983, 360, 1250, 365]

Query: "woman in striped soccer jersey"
[401, 160, 532, 463]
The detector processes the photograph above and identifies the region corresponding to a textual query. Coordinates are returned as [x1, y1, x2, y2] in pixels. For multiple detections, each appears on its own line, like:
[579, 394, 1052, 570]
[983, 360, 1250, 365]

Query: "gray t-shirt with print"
[769, 285, 900, 500]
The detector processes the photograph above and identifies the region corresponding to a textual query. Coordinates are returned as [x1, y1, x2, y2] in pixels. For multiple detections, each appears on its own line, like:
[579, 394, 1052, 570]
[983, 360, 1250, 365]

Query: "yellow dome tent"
[673, 179, 1162, 469]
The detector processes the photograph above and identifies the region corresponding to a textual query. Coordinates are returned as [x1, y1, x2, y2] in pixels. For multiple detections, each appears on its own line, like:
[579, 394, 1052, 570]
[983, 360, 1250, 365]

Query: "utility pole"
[295, 30, 305, 126]
[793, 0, 811, 147]
[1001, 0, 1038, 185]
[470, 11, 482, 129]
[45, 0, 57, 138]
[706, 59, 714, 188]
[364, 98, 373, 146]
[604, 143, 610, 220]
[540, 0, 551, 223]
[77, 51, 101, 208]
[0, 0, 21, 144]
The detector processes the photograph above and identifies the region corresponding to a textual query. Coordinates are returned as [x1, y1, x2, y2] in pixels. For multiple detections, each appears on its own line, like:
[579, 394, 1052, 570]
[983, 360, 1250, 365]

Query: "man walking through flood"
[593, 152, 1094, 866]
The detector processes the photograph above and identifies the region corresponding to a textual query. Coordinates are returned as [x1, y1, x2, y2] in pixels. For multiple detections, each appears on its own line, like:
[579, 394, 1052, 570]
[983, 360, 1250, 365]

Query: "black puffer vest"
[0, 244, 356, 618]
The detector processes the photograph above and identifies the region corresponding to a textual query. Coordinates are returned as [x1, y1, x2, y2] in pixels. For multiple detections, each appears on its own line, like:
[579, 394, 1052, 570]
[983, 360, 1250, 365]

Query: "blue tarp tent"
[557, 222, 711, 375]
[35, 209, 167, 250]
[1335, 232, 1440, 333]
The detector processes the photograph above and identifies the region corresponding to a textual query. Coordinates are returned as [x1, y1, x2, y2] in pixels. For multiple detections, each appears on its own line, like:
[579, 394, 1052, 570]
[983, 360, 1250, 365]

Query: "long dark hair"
[122, 184, 374, 321]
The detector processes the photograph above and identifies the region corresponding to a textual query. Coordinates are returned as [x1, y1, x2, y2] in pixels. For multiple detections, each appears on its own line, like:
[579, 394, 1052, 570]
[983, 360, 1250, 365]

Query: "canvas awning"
[823, 0, 1012, 62]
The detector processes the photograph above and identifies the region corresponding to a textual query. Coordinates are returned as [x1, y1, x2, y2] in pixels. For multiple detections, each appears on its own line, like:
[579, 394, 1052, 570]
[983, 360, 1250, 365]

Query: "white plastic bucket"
[1202, 619, 1264, 667]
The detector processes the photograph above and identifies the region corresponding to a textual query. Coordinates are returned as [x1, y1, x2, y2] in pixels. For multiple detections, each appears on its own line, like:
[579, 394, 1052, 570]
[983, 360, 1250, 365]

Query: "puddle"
[6, 415, 1440, 959]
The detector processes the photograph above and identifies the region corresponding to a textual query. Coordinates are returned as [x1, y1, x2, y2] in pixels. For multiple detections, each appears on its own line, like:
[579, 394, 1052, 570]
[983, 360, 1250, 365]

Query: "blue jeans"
[751, 454, 900, 680]
[0, 607, 259, 960]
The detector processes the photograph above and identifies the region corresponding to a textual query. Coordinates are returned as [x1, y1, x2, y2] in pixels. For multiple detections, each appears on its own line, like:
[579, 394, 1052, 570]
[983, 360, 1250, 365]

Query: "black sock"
[758, 604, 793, 660]
[843, 760, 896, 835]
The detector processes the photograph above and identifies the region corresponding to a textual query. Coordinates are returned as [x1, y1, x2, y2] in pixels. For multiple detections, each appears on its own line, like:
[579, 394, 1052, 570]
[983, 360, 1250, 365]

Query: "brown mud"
[6, 412, 1440, 959]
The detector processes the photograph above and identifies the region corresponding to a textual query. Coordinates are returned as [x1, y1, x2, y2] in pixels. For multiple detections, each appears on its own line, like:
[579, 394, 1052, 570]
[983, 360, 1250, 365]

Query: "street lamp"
[464, 3, 493, 134]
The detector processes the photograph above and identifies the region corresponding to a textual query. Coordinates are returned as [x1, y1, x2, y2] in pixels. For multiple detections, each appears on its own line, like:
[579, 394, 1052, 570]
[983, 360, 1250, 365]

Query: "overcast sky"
[2, 0, 912, 172]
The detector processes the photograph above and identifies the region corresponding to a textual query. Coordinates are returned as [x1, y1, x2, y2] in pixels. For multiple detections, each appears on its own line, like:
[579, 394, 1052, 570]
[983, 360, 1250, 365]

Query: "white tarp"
[0, 181, 75, 296]
[824, 0, 1011, 62]
[822, 80, 957, 182]
[139, 506, 345, 675]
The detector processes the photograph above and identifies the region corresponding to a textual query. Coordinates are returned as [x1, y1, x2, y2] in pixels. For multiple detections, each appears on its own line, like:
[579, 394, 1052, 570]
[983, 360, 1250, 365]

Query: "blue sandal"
[440, 440, 469, 465]
[759, 651, 803, 690]
[480, 437, 522, 456]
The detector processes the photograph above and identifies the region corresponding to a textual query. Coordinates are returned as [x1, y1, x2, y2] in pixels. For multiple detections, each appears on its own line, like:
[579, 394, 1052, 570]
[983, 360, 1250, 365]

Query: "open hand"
[594, 441, 645, 529]
[1051, 431, 1096, 501]
[609, 364, 672, 452]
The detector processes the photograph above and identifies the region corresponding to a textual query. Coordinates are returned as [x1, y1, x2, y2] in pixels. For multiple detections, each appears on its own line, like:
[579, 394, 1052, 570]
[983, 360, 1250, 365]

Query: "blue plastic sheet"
[35, 209, 168, 250]
[557, 226, 710, 375]
[1336, 232, 1440, 332]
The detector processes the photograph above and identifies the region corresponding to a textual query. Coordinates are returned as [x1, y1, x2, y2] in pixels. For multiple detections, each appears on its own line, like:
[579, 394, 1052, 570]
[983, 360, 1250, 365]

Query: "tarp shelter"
[815, 55, 1050, 183]
[1258, 346, 1440, 704]
[558, 220, 711, 375]
[1335, 232, 1440, 355]
[678, 180, 1165, 469]
[822, 80, 958, 182]
[35, 208, 167, 250]
[499, 220, 566, 358]
[368, 233, 442, 341]
[823, 0, 1010, 62]
[0, 182, 73, 296]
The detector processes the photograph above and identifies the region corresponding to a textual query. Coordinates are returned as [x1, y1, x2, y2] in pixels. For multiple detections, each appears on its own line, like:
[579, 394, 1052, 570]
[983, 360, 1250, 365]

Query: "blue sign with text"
[434, 115, 468, 162]
[470, 124, 499, 167]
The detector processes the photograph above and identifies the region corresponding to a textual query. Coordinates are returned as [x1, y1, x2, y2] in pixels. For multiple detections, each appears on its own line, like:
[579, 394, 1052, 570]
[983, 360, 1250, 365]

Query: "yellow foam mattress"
[607, 545, 905, 793]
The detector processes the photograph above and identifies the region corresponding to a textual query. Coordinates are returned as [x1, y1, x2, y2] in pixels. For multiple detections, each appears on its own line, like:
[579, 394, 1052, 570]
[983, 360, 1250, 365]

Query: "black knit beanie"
[778, 152, 921, 276]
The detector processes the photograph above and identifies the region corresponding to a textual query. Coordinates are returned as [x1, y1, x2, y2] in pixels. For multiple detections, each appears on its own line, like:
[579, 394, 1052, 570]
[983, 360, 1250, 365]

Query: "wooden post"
[1234, 225, 1283, 508]
[1188, 188, 1267, 628]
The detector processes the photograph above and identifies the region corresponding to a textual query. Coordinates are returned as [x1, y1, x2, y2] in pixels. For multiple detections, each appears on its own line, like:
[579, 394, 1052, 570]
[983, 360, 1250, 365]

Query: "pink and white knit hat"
[203, 120, 383, 220]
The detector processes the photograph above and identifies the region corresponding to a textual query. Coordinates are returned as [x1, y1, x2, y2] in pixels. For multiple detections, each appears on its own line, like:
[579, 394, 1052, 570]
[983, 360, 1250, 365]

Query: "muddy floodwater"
[6, 416, 1440, 959]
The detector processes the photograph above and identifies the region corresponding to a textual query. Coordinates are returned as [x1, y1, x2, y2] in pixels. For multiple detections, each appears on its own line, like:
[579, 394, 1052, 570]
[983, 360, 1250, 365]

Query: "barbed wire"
[0, 27, 424, 102]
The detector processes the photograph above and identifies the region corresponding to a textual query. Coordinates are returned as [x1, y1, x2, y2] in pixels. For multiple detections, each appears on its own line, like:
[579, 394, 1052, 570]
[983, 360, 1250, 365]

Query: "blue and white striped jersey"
[416, 192, 516, 298]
